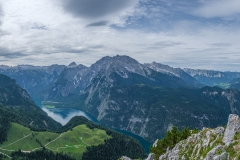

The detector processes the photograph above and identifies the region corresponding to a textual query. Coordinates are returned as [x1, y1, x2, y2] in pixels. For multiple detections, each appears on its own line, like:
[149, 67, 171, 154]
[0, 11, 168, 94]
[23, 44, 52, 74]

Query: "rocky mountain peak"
[145, 61, 202, 87]
[90, 55, 151, 78]
[67, 62, 78, 68]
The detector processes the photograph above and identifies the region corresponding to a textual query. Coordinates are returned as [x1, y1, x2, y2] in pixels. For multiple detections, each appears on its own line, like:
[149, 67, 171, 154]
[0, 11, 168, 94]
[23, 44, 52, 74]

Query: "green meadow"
[0, 123, 111, 159]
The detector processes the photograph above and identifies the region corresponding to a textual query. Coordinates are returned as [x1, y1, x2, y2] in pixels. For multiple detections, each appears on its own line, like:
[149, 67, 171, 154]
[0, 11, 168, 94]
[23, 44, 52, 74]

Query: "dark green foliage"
[57, 116, 97, 133]
[230, 78, 240, 91]
[0, 117, 10, 144]
[0, 106, 25, 144]
[150, 126, 191, 159]
[11, 148, 75, 160]
[0, 153, 6, 160]
[0, 74, 62, 131]
[82, 135, 146, 160]
[59, 116, 147, 159]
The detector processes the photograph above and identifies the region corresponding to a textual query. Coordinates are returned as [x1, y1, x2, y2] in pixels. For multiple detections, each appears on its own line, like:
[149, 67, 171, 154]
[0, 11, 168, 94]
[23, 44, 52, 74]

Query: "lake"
[35, 101, 151, 153]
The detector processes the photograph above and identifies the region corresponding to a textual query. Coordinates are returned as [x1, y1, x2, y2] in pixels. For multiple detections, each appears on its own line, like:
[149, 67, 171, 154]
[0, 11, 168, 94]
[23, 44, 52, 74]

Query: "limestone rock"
[204, 145, 228, 160]
[120, 156, 132, 160]
[223, 114, 240, 146]
[145, 153, 154, 160]
[153, 139, 158, 147]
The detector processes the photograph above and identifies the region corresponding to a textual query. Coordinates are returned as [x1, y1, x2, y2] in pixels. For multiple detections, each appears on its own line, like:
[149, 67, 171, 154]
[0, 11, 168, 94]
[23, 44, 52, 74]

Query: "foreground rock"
[140, 114, 240, 160]
[223, 114, 240, 146]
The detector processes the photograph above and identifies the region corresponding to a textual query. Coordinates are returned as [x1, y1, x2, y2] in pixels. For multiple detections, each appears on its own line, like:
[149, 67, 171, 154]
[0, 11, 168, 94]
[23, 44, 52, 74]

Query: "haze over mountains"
[1, 55, 240, 143]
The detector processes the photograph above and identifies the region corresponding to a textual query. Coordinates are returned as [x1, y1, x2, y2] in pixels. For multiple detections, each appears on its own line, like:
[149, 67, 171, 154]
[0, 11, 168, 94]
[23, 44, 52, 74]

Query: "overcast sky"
[0, 0, 240, 71]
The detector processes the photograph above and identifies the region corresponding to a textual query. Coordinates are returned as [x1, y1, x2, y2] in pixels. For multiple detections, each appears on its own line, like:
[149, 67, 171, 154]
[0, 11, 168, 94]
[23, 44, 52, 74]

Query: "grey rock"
[121, 156, 132, 160]
[153, 139, 158, 147]
[223, 114, 240, 146]
[145, 153, 154, 160]
[204, 145, 228, 160]
[145, 62, 202, 87]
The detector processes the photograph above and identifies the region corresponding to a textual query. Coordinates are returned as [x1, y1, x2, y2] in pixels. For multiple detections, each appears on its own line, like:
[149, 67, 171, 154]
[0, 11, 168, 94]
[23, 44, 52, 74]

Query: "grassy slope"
[0, 123, 110, 160]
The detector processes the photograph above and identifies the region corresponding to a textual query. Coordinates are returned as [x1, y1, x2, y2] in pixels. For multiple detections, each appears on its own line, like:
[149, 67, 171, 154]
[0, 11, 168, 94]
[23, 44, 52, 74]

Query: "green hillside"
[0, 123, 110, 160]
[0, 116, 147, 160]
[0, 74, 61, 131]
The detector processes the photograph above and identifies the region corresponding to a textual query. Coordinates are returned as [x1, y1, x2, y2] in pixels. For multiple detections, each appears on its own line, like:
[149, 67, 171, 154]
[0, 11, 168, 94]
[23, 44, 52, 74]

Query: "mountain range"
[1, 55, 240, 143]
[0, 74, 146, 160]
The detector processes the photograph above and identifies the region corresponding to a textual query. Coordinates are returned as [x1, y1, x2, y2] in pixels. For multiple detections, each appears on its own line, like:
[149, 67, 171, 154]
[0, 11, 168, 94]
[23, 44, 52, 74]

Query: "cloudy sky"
[0, 0, 240, 71]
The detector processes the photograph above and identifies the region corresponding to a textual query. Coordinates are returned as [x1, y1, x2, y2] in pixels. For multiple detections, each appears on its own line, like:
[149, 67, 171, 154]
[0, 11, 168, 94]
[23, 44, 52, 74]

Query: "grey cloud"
[192, 0, 240, 18]
[211, 43, 232, 47]
[151, 41, 183, 48]
[50, 45, 105, 54]
[0, 4, 3, 26]
[0, 48, 27, 59]
[63, 0, 138, 19]
[86, 21, 108, 27]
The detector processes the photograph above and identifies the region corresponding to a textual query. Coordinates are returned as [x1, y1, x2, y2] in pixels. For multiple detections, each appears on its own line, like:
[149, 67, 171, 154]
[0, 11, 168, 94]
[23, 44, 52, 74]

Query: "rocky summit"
[121, 114, 240, 160]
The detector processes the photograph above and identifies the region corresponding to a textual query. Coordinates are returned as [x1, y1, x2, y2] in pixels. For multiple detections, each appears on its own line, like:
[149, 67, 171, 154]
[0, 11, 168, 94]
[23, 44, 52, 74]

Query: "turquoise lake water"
[35, 100, 151, 153]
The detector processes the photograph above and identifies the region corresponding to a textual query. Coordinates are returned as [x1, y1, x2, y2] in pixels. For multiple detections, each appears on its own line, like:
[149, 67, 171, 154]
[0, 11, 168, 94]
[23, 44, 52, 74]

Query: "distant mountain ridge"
[183, 68, 240, 87]
[2, 55, 240, 143]
[0, 64, 65, 100]
[41, 55, 191, 101]
[145, 62, 202, 87]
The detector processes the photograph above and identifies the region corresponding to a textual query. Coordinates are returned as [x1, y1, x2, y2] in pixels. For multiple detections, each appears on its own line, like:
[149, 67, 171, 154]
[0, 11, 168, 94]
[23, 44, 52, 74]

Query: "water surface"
[36, 100, 151, 153]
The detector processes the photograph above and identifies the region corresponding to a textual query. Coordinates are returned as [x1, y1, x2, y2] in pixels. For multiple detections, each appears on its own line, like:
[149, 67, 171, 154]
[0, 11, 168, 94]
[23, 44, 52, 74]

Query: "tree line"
[150, 126, 198, 159]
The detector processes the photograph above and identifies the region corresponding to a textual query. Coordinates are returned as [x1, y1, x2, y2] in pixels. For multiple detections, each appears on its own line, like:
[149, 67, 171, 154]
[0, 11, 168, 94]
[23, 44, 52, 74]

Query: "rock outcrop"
[146, 114, 240, 160]
[204, 145, 228, 160]
[223, 114, 240, 146]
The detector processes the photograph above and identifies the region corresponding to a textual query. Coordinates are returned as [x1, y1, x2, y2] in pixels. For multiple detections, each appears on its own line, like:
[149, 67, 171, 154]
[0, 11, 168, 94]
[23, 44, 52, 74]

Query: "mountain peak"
[67, 62, 79, 68]
[68, 62, 77, 66]
[90, 55, 150, 78]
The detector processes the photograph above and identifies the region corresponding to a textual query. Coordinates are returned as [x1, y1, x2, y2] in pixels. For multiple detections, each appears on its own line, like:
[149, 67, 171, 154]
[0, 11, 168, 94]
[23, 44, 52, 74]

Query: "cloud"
[86, 21, 108, 27]
[1, 0, 240, 71]
[62, 0, 139, 19]
[0, 47, 27, 59]
[154, 41, 183, 47]
[193, 0, 240, 18]
[210, 43, 232, 47]
[0, 4, 2, 22]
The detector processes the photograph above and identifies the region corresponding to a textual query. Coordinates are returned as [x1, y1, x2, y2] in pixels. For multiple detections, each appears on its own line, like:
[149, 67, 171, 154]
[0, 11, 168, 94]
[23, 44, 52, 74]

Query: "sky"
[0, 0, 240, 71]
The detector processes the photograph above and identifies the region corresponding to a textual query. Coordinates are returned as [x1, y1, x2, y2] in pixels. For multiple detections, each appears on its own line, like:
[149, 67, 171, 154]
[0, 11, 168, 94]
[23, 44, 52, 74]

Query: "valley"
[1, 55, 240, 159]
[37, 100, 151, 153]
[0, 123, 110, 159]
[2, 0, 239, 159]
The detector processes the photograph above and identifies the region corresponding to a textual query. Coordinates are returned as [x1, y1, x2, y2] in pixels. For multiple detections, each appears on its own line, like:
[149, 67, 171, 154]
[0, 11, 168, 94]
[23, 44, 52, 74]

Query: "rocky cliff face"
[143, 114, 240, 160]
[145, 62, 202, 87]
[2, 55, 240, 145]
[0, 64, 65, 99]
[183, 68, 240, 87]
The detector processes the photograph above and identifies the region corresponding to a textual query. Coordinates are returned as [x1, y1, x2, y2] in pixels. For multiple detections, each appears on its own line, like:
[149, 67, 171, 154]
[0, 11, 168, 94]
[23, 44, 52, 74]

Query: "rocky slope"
[0, 64, 65, 100]
[41, 63, 88, 100]
[123, 114, 240, 160]
[229, 78, 240, 91]
[0, 74, 61, 130]
[2, 55, 240, 144]
[183, 68, 240, 87]
[41, 55, 191, 101]
[145, 62, 202, 87]
[37, 56, 240, 143]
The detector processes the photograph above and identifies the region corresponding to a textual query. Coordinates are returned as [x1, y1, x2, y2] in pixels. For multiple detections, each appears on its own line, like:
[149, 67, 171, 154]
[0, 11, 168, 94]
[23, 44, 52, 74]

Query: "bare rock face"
[223, 114, 240, 146]
[120, 156, 132, 160]
[145, 153, 154, 160]
[204, 145, 228, 160]
[141, 114, 240, 160]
